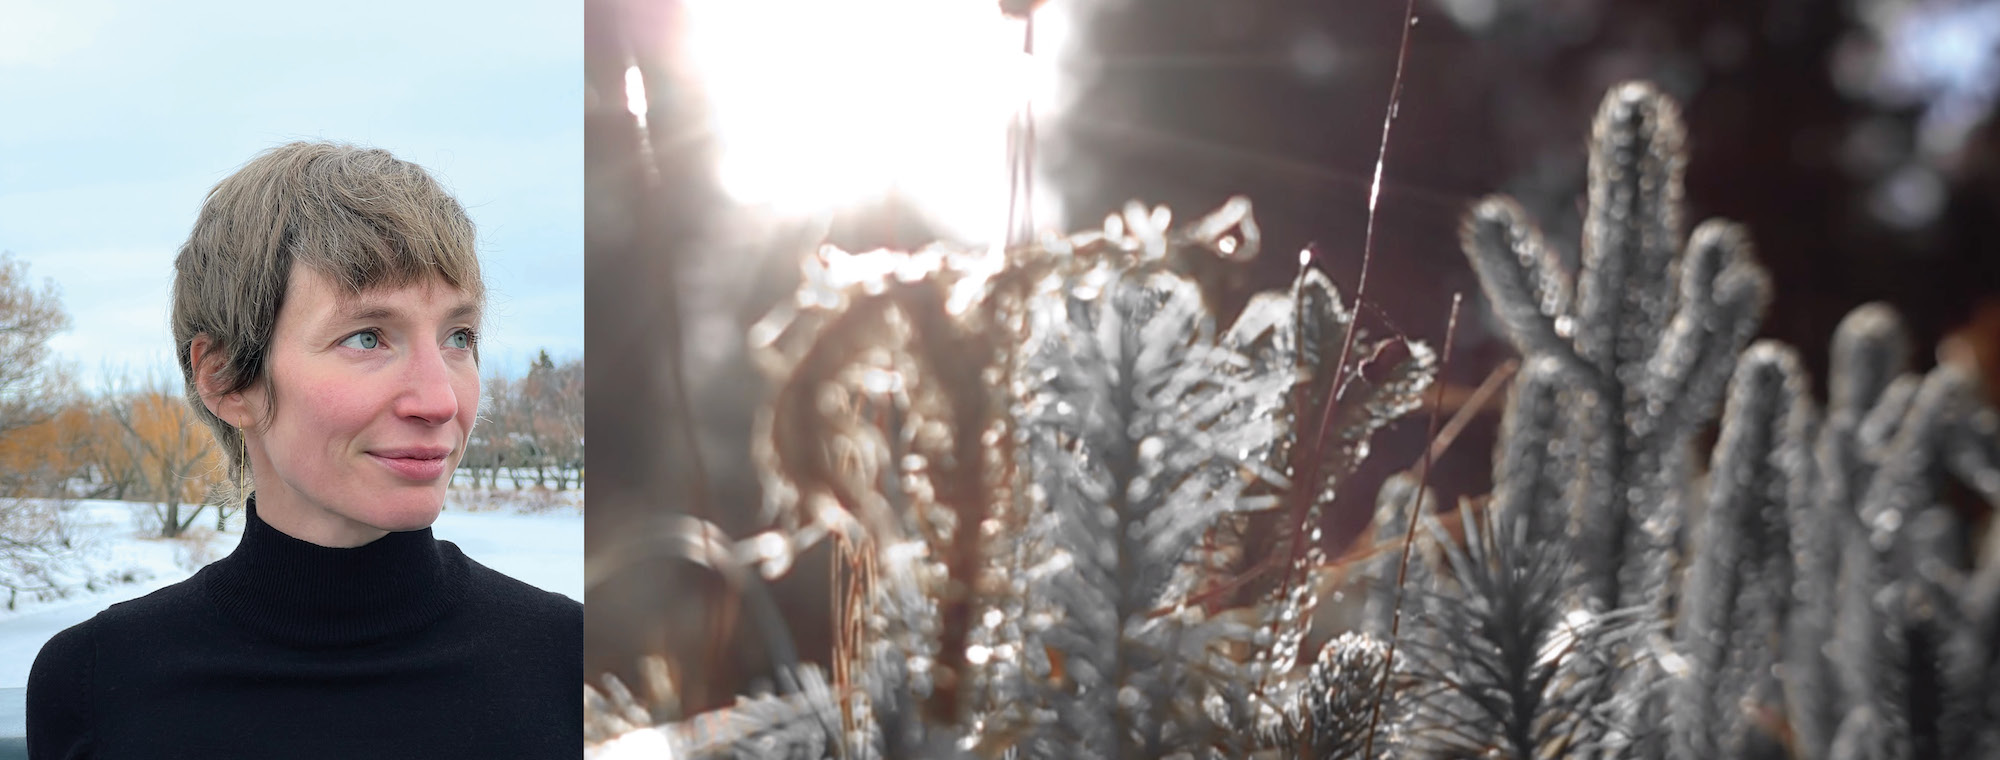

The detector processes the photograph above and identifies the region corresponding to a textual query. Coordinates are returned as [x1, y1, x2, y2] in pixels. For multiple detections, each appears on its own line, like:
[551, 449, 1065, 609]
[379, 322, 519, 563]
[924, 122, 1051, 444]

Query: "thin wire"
[1272, 0, 1424, 670]
[1316, 0, 1421, 476]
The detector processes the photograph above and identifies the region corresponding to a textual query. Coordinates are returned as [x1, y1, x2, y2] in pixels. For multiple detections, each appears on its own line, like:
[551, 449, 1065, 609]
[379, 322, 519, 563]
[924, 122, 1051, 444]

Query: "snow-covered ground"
[0, 490, 581, 688]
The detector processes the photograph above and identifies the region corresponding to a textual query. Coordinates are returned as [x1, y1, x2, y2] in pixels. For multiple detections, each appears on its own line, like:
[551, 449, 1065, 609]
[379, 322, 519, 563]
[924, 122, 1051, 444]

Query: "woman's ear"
[189, 335, 249, 428]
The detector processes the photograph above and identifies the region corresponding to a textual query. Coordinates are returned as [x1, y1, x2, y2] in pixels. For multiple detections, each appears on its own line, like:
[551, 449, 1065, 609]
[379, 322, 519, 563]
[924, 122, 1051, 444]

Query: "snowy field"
[0, 490, 582, 688]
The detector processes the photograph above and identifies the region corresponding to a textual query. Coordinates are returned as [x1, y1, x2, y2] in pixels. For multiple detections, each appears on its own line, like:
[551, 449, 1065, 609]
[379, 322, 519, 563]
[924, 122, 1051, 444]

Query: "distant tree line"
[0, 353, 590, 542]
[459, 350, 585, 491]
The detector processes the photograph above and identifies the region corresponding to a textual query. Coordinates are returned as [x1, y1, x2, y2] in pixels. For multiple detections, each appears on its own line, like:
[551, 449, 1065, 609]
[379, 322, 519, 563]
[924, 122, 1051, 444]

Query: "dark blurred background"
[587, 0, 2000, 713]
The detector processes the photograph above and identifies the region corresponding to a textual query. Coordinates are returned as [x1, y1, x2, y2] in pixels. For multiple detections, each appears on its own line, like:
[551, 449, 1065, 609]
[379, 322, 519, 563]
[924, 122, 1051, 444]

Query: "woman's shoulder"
[27, 616, 94, 757]
[27, 571, 215, 747]
[437, 541, 582, 620]
[31, 573, 217, 684]
[44, 571, 212, 645]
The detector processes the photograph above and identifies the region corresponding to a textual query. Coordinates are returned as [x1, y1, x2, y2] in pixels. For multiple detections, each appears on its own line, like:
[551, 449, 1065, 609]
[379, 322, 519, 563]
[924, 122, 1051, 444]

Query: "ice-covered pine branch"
[1460, 80, 1769, 620]
[1457, 80, 1770, 757]
[1670, 342, 1814, 760]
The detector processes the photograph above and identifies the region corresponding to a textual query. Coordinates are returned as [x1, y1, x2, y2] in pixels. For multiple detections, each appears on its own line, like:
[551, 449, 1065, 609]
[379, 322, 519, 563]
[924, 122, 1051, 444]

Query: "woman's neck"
[201, 497, 463, 646]
[249, 486, 393, 547]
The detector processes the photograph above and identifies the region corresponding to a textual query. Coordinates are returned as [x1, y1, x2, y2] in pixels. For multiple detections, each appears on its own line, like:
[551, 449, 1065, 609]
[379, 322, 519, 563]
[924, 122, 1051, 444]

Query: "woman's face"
[241, 266, 482, 547]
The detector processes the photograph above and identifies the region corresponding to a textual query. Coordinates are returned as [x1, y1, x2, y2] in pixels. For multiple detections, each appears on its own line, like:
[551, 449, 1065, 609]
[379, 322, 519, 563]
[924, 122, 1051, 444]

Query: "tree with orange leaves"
[102, 374, 225, 539]
[0, 382, 95, 499]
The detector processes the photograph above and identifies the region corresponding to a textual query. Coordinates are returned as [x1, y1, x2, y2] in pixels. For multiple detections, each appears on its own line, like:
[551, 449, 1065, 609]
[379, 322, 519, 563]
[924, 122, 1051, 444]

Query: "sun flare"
[680, 0, 1066, 243]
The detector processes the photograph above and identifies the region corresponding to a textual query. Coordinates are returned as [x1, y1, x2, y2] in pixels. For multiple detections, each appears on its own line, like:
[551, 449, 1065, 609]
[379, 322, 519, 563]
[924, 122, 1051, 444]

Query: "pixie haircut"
[172, 141, 483, 476]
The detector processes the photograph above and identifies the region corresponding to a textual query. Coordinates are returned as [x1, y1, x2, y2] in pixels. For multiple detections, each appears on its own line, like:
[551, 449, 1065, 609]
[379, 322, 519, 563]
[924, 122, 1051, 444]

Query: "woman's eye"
[447, 330, 473, 349]
[340, 331, 381, 350]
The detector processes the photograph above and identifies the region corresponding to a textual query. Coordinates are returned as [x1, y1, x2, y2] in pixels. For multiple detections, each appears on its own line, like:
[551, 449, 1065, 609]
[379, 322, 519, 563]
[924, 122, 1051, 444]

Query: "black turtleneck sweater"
[25, 500, 581, 759]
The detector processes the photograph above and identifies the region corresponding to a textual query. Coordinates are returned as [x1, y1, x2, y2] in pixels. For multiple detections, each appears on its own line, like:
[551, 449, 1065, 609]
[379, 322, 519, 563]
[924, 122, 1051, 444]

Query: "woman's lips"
[367, 451, 451, 481]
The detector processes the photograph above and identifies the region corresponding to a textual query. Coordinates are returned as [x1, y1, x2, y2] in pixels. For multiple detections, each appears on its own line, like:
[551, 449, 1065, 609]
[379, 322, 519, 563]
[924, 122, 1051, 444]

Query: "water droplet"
[1118, 686, 1143, 709]
[1139, 436, 1165, 462]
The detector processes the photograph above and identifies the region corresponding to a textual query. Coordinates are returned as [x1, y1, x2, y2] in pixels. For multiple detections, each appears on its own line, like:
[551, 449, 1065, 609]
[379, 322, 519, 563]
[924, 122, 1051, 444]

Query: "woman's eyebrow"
[332, 300, 483, 324]
[335, 304, 398, 323]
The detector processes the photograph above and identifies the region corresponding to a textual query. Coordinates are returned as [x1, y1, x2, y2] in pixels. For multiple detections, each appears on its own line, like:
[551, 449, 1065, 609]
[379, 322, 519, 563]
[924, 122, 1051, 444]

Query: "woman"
[26, 142, 580, 759]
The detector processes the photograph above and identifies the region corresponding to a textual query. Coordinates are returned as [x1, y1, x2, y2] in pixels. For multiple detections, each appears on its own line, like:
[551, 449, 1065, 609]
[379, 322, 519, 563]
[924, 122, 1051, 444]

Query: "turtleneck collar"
[200, 497, 468, 647]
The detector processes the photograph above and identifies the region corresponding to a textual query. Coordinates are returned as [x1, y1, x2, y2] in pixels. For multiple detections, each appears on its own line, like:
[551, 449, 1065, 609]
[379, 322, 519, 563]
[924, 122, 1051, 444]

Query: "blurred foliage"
[585, 0, 2000, 754]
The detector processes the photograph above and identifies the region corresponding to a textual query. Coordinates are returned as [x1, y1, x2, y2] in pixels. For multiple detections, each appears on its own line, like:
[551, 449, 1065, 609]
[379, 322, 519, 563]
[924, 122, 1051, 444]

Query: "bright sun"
[679, 0, 1064, 244]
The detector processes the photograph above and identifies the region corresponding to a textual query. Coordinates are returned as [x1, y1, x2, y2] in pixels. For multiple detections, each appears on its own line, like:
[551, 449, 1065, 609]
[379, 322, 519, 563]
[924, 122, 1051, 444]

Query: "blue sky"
[0, 0, 581, 390]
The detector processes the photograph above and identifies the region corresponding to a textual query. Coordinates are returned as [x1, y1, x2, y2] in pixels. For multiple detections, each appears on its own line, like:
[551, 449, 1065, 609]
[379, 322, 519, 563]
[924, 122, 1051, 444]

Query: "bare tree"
[467, 371, 520, 489]
[0, 251, 82, 601]
[0, 494, 82, 609]
[553, 356, 585, 487]
[0, 252, 70, 441]
[459, 353, 587, 493]
[522, 352, 585, 490]
[519, 351, 555, 488]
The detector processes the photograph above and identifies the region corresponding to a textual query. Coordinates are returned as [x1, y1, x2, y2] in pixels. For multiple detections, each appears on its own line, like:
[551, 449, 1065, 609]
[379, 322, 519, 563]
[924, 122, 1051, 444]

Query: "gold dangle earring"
[236, 428, 248, 504]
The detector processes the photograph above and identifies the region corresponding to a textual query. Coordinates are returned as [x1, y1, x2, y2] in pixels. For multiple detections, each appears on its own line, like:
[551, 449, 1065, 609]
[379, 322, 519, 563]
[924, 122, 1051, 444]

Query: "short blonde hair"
[172, 141, 484, 475]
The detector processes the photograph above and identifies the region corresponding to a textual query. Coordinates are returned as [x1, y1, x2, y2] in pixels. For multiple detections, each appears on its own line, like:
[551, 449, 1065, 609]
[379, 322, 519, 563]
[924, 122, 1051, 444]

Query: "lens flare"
[681, 0, 1063, 243]
[622, 66, 648, 122]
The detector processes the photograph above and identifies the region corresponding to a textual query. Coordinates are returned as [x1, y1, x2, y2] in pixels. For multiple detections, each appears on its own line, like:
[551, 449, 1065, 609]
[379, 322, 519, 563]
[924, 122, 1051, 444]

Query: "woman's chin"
[362, 491, 447, 533]
[375, 510, 442, 534]
[378, 508, 446, 532]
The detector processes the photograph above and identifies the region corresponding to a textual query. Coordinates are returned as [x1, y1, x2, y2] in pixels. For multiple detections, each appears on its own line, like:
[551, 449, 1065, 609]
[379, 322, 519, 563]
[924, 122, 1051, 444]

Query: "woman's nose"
[397, 345, 460, 424]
